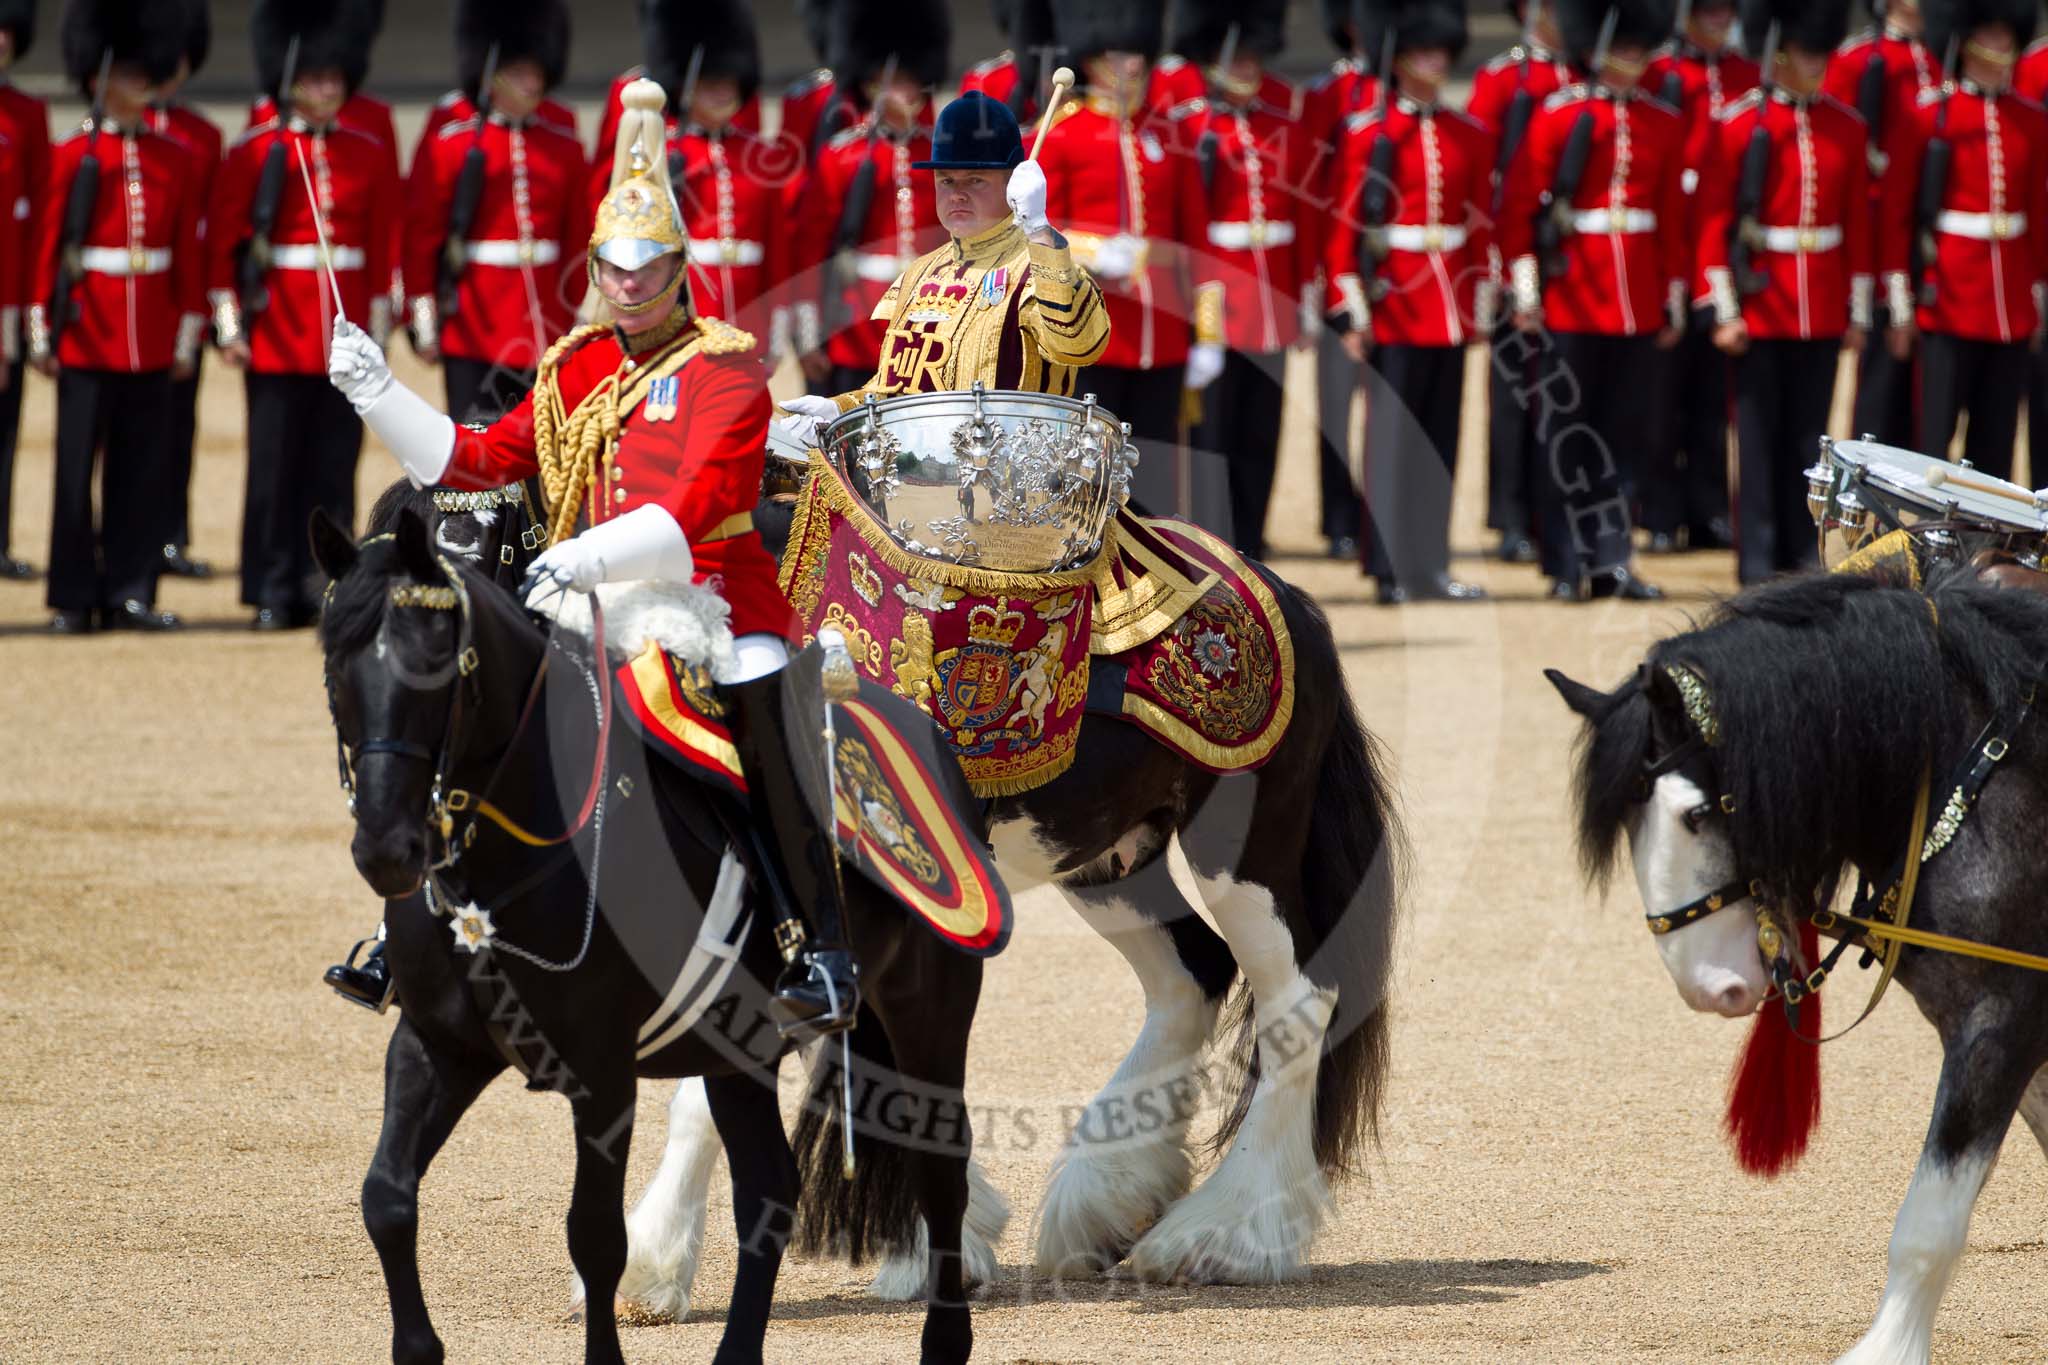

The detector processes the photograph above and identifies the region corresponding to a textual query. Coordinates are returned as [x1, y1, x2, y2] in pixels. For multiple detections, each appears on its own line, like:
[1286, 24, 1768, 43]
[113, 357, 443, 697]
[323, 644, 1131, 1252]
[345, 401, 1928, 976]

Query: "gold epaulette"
[695, 316, 756, 355]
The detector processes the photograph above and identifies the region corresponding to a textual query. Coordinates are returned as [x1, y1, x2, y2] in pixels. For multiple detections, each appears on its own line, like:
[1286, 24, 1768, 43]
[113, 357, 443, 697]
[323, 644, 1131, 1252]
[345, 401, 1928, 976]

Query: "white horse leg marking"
[1128, 872, 1335, 1285]
[2015, 1067, 2048, 1165]
[1033, 886, 1219, 1277]
[570, 1077, 720, 1321]
[1834, 1148, 1996, 1365]
[869, 1157, 1012, 1300]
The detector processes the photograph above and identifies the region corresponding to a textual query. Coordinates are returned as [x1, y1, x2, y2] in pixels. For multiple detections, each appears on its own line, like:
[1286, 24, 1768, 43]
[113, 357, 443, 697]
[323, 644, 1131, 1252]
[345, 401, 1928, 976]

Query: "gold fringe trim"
[1115, 520, 1297, 773]
[964, 738, 1081, 798]
[801, 453, 1118, 594]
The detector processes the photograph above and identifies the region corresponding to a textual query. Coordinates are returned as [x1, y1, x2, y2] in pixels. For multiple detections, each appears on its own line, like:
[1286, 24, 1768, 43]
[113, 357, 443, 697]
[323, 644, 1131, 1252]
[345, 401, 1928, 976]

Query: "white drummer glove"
[777, 393, 841, 449]
[1007, 159, 1050, 235]
[1184, 342, 1226, 392]
[524, 504, 695, 602]
[329, 318, 454, 486]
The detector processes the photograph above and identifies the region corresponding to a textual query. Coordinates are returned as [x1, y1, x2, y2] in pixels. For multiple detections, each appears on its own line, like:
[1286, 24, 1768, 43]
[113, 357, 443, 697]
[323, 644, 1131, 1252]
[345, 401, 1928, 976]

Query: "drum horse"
[1549, 435, 2048, 1362]
[387, 377, 1402, 1309]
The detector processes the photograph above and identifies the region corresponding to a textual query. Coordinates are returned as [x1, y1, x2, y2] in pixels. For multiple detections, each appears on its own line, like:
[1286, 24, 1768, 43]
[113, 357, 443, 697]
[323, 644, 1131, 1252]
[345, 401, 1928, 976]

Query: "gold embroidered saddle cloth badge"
[776, 460, 1295, 795]
[615, 642, 1013, 957]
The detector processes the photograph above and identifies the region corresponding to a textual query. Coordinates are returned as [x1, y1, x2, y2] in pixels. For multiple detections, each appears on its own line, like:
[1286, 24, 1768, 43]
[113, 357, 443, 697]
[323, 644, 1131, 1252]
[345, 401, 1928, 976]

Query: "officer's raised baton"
[1028, 66, 1076, 161]
[292, 139, 350, 319]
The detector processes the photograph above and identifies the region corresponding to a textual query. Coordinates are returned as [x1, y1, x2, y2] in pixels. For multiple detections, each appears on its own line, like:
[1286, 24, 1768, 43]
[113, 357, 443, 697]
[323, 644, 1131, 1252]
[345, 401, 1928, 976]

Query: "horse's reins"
[1640, 657, 2048, 1039]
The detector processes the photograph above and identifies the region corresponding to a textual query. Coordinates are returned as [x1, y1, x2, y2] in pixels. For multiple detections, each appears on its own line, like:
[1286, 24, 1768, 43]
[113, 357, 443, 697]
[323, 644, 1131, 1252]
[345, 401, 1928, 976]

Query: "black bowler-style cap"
[911, 91, 1027, 170]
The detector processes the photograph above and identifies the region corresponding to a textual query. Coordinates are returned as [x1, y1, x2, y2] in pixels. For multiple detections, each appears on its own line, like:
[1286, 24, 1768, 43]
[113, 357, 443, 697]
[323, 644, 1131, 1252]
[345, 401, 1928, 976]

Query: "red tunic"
[0, 124, 21, 324]
[1695, 90, 1872, 339]
[1645, 44, 1760, 194]
[1822, 26, 1939, 312]
[792, 122, 944, 371]
[405, 111, 590, 371]
[208, 118, 400, 374]
[1150, 60, 1296, 121]
[1298, 59, 1377, 282]
[248, 92, 403, 291]
[1036, 96, 1218, 369]
[1499, 86, 1689, 336]
[1325, 99, 1495, 347]
[0, 82, 50, 349]
[779, 69, 847, 158]
[592, 69, 763, 168]
[442, 323, 792, 639]
[1466, 44, 1576, 137]
[1881, 83, 2048, 344]
[959, 53, 1031, 118]
[2019, 37, 2048, 102]
[411, 88, 579, 170]
[1169, 93, 1319, 351]
[32, 122, 204, 372]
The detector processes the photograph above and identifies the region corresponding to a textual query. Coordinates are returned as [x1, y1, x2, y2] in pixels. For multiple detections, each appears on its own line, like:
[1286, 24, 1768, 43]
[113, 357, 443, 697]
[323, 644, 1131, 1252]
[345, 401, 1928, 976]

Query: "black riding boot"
[724, 670, 861, 1038]
[324, 932, 394, 1012]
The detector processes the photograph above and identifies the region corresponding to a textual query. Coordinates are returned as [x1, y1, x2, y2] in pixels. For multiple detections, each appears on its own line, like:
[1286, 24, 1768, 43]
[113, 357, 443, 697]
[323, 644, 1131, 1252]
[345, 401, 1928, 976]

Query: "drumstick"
[1029, 67, 1076, 162]
[1922, 463, 2048, 509]
[292, 139, 349, 319]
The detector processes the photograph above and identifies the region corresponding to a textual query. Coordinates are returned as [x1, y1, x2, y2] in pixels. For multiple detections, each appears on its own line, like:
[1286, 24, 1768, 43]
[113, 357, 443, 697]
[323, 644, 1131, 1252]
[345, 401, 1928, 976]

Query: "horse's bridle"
[1631, 663, 1759, 938]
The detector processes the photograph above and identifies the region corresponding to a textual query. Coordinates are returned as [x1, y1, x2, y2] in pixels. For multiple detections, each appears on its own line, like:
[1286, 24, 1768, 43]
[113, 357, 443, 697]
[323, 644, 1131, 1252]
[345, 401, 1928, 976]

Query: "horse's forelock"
[1570, 676, 1652, 890]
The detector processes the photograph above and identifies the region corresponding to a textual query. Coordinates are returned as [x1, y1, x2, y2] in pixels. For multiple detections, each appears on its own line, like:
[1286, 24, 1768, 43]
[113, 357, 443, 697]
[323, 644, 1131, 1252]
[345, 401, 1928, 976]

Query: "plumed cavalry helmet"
[1171, 0, 1288, 62]
[589, 79, 693, 314]
[642, 0, 761, 115]
[1922, 0, 2040, 62]
[60, 0, 189, 94]
[1360, 0, 1472, 60]
[1737, 0, 1852, 55]
[1557, 0, 1678, 60]
[253, 0, 383, 99]
[457, 0, 571, 101]
[831, 0, 953, 93]
[1048, 0, 1167, 63]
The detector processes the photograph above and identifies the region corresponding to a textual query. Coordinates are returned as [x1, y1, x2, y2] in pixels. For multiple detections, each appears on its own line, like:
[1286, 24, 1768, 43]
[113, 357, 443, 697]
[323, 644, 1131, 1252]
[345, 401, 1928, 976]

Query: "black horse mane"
[1573, 568, 2048, 906]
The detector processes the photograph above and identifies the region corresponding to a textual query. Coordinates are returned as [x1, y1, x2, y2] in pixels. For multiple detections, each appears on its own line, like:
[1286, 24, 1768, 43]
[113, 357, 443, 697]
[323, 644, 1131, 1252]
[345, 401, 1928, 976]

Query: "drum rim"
[821, 387, 1126, 442]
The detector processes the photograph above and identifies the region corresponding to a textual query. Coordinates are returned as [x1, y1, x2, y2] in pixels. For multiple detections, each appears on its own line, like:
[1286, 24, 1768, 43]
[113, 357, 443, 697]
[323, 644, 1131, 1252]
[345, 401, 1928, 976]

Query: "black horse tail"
[1208, 581, 1403, 1178]
[789, 1004, 922, 1263]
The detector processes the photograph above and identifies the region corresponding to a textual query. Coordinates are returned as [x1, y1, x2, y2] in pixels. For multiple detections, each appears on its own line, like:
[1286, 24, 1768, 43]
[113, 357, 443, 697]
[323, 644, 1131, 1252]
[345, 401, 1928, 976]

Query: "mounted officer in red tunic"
[324, 81, 863, 1036]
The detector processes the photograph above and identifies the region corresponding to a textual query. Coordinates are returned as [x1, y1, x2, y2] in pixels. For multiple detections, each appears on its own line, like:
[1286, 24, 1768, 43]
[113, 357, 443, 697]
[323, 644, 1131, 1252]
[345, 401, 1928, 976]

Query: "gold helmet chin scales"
[589, 77, 691, 317]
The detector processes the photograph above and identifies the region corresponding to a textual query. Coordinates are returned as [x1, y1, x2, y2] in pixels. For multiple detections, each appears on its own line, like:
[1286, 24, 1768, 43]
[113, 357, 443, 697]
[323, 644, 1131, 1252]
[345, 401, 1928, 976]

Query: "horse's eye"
[1681, 803, 1713, 835]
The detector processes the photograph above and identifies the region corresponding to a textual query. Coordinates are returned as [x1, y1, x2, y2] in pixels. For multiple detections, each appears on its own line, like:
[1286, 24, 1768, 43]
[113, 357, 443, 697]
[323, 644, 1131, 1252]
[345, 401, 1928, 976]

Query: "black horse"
[1550, 568, 2048, 1363]
[312, 506, 986, 1365]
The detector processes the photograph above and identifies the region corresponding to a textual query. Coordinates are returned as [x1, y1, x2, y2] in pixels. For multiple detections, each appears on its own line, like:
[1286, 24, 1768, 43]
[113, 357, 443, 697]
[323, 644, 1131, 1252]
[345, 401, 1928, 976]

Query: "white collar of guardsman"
[1883, 24, 1923, 45]
[1766, 86, 1819, 108]
[1394, 94, 1441, 116]
[1957, 75, 2014, 98]
[484, 109, 536, 130]
[287, 113, 338, 136]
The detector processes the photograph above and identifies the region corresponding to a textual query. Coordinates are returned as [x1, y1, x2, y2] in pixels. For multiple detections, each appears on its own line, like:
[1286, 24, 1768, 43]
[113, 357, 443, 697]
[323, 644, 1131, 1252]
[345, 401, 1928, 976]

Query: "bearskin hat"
[183, 0, 210, 73]
[796, 0, 832, 62]
[1360, 0, 1470, 59]
[1737, 0, 1852, 55]
[252, 0, 382, 96]
[1171, 0, 1288, 61]
[456, 0, 569, 98]
[60, 0, 188, 92]
[642, 0, 759, 109]
[1049, 0, 1166, 61]
[0, 0, 35, 57]
[1923, 0, 2039, 61]
[1557, 0, 1678, 59]
[830, 0, 951, 91]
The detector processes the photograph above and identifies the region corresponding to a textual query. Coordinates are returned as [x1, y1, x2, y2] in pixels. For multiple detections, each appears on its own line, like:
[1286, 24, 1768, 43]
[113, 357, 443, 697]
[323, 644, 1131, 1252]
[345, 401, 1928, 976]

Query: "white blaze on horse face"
[1628, 773, 1768, 1017]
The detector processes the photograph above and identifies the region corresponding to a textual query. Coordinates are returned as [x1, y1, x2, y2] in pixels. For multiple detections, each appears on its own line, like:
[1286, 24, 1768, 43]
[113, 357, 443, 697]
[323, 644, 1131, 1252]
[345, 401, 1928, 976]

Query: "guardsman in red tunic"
[330, 79, 865, 1038]
[210, 0, 398, 630]
[783, 0, 851, 163]
[1498, 0, 1685, 601]
[406, 0, 587, 426]
[1327, 0, 1492, 602]
[1467, 0, 1575, 564]
[28, 2, 204, 633]
[1696, 0, 1868, 584]
[961, 0, 1051, 122]
[1641, 0, 1757, 553]
[148, 0, 221, 583]
[590, 0, 765, 172]
[1300, 0, 1378, 561]
[1038, 0, 1223, 519]
[1169, 0, 1317, 558]
[0, 0, 46, 581]
[1824, 0, 1937, 447]
[1881, 0, 2048, 482]
[791, 1, 949, 398]
[2013, 26, 2048, 478]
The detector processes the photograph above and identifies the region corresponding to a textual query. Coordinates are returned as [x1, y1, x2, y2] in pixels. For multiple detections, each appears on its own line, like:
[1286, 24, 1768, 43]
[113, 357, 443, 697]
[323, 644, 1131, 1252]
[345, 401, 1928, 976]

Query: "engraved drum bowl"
[821, 383, 1138, 572]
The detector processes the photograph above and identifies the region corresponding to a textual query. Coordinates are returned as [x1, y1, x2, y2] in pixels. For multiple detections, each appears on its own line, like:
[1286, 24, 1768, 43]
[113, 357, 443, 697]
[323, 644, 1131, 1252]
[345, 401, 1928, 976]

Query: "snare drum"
[1807, 436, 2048, 571]
[822, 383, 1138, 572]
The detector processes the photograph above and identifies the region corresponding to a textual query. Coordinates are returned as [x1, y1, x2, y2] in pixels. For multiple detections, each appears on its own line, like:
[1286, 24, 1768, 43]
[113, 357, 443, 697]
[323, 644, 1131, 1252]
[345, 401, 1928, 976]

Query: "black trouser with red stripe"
[1920, 331, 2027, 483]
[1190, 348, 1285, 559]
[1734, 336, 1838, 585]
[1314, 326, 1363, 544]
[47, 366, 175, 612]
[1852, 328, 1917, 449]
[1533, 331, 1651, 584]
[163, 360, 202, 552]
[1642, 305, 1732, 541]
[444, 357, 537, 426]
[241, 372, 361, 611]
[1361, 341, 1463, 586]
[0, 359, 23, 560]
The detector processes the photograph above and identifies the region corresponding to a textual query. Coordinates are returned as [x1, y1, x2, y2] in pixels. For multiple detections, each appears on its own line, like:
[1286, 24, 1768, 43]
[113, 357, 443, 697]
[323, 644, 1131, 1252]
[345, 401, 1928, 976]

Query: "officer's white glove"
[1184, 342, 1226, 392]
[330, 318, 455, 485]
[1091, 234, 1139, 282]
[523, 504, 694, 603]
[1007, 159, 1050, 235]
[777, 392, 841, 449]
